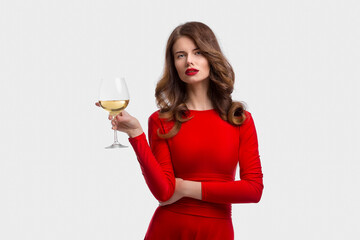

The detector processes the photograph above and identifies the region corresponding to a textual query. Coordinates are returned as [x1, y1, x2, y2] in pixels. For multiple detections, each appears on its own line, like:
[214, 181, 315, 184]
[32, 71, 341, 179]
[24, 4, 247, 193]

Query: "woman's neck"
[185, 80, 213, 110]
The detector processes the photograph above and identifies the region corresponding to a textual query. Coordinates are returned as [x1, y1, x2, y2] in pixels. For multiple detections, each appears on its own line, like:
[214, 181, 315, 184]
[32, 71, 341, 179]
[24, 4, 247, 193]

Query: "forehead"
[172, 36, 198, 53]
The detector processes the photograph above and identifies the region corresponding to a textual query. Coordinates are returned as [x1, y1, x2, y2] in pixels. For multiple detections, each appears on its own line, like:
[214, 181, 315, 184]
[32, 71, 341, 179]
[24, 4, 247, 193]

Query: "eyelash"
[176, 51, 202, 59]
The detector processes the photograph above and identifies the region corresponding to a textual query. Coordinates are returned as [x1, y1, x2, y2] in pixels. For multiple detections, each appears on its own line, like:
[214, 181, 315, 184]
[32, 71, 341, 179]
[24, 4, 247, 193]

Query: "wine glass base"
[105, 143, 128, 149]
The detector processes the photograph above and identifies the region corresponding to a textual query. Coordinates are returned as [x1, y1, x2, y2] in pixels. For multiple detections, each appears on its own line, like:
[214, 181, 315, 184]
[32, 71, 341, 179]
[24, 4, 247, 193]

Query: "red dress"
[128, 109, 263, 240]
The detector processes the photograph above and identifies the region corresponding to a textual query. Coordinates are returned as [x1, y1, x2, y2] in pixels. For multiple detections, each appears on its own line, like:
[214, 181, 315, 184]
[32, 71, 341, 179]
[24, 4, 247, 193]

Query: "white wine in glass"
[99, 77, 130, 149]
[99, 100, 129, 116]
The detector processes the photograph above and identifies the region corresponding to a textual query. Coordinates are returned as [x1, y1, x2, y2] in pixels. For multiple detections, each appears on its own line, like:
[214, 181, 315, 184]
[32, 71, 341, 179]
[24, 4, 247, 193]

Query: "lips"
[185, 68, 199, 76]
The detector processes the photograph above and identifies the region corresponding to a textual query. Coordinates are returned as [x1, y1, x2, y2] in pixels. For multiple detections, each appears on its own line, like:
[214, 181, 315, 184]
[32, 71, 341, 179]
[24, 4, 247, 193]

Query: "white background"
[1, 0, 359, 239]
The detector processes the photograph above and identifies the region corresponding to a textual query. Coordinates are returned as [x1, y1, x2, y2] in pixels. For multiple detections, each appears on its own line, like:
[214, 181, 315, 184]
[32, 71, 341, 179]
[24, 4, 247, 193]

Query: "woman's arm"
[159, 178, 201, 206]
[127, 112, 176, 202]
[201, 112, 263, 204]
[160, 111, 263, 206]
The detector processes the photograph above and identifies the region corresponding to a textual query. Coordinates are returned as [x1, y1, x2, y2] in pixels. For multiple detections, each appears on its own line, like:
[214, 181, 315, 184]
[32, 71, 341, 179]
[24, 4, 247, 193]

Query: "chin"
[181, 77, 209, 85]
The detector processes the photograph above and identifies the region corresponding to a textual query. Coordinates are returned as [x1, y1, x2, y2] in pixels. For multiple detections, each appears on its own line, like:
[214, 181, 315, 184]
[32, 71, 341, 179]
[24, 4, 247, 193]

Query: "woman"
[99, 21, 263, 239]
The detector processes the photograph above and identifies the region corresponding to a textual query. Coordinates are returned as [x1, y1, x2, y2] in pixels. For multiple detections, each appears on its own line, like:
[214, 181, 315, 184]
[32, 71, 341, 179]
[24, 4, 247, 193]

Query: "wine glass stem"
[113, 130, 119, 143]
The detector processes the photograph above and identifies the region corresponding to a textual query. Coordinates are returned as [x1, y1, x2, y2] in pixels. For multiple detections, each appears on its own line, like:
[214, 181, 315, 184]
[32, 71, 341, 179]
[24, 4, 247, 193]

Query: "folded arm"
[161, 112, 263, 205]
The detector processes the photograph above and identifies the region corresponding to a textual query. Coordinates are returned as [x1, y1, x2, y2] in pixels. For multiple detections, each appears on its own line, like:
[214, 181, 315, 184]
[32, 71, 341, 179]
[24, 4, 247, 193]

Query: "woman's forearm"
[181, 180, 202, 200]
[159, 178, 202, 206]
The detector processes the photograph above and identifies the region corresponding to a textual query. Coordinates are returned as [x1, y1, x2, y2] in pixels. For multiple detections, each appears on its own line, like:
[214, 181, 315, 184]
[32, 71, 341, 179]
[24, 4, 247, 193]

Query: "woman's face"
[172, 36, 210, 85]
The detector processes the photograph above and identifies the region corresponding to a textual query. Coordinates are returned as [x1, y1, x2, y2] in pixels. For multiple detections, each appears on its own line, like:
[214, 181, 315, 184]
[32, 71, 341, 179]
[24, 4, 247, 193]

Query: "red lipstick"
[185, 68, 199, 76]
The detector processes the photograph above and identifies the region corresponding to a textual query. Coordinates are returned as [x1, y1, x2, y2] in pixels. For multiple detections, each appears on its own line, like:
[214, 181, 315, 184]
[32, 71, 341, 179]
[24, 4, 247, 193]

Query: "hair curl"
[155, 21, 247, 138]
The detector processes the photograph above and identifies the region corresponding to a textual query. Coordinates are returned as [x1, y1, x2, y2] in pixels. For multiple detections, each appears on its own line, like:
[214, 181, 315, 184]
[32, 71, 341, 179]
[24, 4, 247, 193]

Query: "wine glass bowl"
[99, 100, 129, 117]
[99, 77, 130, 149]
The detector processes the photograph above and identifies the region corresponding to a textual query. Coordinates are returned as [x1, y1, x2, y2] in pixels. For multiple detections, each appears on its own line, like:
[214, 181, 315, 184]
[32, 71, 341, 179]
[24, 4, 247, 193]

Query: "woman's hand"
[95, 102, 143, 138]
[159, 178, 203, 206]
[159, 178, 185, 206]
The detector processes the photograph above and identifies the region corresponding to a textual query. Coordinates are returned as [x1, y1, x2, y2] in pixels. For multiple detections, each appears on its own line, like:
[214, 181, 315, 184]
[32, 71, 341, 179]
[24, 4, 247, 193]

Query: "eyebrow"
[174, 48, 200, 55]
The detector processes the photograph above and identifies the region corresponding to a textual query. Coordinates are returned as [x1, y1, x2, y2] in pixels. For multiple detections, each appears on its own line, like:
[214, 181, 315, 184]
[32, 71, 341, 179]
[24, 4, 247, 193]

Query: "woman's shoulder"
[148, 110, 161, 122]
[243, 110, 253, 121]
[239, 110, 256, 129]
[148, 110, 175, 134]
[148, 110, 173, 125]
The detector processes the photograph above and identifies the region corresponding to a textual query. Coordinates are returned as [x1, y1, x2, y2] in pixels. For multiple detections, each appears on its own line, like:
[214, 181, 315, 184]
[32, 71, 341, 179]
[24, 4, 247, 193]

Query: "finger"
[122, 110, 130, 116]
[108, 115, 113, 120]
[117, 110, 126, 118]
[114, 113, 122, 120]
[115, 114, 122, 121]
[116, 112, 126, 120]
[111, 121, 117, 130]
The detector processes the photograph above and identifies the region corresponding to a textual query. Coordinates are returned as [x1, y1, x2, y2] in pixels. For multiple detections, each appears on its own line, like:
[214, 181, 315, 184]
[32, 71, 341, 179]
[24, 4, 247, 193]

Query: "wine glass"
[99, 77, 130, 149]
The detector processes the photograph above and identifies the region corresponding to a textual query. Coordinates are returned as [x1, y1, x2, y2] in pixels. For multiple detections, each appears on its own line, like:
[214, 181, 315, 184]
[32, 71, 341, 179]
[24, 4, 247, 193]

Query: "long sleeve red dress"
[128, 109, 263, 240]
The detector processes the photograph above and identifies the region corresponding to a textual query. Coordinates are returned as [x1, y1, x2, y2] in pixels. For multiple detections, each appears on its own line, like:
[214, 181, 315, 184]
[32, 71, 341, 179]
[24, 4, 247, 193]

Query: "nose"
[186, 54, 194, 66]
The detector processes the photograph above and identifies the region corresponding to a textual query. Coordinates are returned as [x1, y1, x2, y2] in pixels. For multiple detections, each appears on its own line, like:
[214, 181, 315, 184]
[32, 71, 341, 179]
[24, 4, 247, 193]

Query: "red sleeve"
[128, 112, 175, 202]
[201, 112, 264, 204]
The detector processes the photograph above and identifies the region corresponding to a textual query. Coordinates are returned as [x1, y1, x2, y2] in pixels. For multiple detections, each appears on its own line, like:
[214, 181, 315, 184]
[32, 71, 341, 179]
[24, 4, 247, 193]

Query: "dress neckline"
[188, 109, 215, 112]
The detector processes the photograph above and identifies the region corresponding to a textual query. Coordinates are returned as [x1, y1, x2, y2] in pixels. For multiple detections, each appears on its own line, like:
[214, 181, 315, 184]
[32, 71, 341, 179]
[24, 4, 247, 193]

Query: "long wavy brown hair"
[156, 21, 247, 138]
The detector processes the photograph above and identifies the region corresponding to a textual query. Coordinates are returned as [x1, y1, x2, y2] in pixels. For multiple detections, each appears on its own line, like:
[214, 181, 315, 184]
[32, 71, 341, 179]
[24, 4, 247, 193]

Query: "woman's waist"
[160, 197, 231, 219]
[176, 172, 234, 182]
[162, 173, 234, 218]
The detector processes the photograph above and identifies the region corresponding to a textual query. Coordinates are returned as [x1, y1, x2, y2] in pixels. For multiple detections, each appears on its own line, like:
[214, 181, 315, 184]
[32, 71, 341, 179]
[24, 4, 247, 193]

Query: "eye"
[195, 51, 202, 55]
[177, 54, 185, 59]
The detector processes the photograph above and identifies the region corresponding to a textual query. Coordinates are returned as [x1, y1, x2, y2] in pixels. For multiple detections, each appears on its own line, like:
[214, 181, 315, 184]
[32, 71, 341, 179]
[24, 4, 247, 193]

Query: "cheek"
[200, 58, 210, 70]
[174, 61, 184, 75]
[202, 60, 210, 74]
